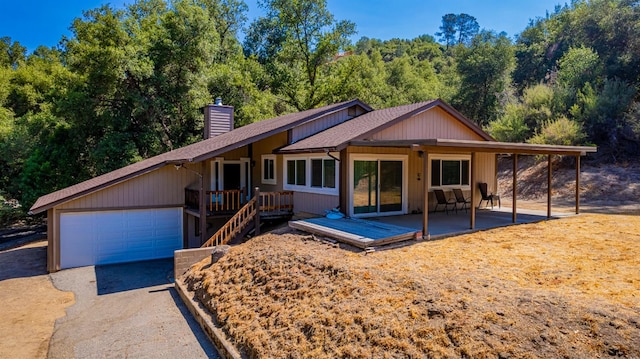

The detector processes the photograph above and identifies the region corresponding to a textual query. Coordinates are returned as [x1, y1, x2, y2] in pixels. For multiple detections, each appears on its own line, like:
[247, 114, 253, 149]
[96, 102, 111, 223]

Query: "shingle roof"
[29, 99, 371, 214]
[278, 99, 493, 153]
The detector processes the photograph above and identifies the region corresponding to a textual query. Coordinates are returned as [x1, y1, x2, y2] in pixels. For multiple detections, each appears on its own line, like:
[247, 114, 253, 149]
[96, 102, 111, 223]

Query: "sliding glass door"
[352, 157, 405, 216]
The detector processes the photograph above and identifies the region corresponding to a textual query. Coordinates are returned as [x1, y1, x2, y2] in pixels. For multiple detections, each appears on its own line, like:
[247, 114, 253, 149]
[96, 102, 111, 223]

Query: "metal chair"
[433, 189, 457, 214]
[452, 188, 472, 213]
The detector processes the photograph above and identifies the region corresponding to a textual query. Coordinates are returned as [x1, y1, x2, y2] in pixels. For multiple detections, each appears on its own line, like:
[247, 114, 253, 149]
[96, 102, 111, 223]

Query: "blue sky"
[1, 0, 566, 52]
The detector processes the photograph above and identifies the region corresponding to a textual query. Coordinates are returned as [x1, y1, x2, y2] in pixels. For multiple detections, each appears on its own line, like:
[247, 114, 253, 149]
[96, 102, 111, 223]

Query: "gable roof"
[29, 99, 372, 214]
[278, 99, 493, 153]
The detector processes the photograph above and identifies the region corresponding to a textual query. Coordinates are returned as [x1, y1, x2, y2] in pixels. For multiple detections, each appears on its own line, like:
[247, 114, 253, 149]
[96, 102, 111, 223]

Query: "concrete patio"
[372, 206, 574, 239]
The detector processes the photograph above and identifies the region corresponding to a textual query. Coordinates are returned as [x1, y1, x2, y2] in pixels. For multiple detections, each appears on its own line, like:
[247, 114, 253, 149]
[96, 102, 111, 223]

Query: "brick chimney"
[204, 97, 234, 139]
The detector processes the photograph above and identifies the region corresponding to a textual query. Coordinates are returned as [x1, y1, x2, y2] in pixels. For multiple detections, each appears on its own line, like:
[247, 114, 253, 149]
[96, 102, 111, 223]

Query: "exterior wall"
[293, 192, 339, 215]
[345, 146, 496, 213]
[370, 107, 486, 141]
[291, 108, 355, 143]
[57, 165, 201, 210]
[252, 132, 288, 193]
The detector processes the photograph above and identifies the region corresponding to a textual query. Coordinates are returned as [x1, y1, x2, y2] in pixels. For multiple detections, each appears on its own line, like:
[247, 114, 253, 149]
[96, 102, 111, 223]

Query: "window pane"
[311, 159, 323, 187]
[431, 160, 440, 186]
[287, 160, 295, 185]
[263, 159, 269, 179]
[461, 160, 470, 185]
[296, 160, 306, 185]
[324, 159, 335, 188]
[269, 159, 275, 179]
[442, 160, 461, 186]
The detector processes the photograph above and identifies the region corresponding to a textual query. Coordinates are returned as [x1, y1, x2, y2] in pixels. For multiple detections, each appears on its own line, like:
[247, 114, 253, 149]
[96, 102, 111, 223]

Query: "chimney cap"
[214, 97, 223, 106]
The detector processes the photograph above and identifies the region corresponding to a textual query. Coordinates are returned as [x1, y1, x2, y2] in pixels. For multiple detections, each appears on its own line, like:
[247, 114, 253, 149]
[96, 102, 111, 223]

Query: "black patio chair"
[433, 189, 457, 214]
[452, 188, 472, 213]
[478, 182, 500, 209]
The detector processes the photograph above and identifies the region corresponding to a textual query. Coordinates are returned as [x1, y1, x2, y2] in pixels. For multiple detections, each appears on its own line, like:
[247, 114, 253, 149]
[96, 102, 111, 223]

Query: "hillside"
[183, 214, 640, 358]
[496, 156, 640, 214]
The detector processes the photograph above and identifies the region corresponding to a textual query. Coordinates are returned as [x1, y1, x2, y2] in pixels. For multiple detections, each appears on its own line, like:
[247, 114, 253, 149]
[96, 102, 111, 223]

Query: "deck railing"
[207, 189, 245, 213]
[185, 188, 246, 214]
[200, 188, 295, 247]
[259, 190, 294, 213]
[201, 196, 257, 247]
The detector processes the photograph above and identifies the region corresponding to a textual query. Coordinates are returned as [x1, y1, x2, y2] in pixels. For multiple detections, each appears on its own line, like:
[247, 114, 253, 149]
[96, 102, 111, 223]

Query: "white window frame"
[348, 154, 408, 218]
[261, 155, 277, 185]
[428, 154, 471, 191]
[283, 154, 339, 195]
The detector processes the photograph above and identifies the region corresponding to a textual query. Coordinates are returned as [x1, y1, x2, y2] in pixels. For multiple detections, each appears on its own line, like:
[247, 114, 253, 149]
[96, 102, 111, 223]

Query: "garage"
[60, 208, 183, 269]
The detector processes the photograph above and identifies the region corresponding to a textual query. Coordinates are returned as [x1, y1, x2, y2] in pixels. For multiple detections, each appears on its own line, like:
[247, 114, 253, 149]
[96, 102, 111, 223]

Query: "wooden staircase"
[201, 189, 293, 247]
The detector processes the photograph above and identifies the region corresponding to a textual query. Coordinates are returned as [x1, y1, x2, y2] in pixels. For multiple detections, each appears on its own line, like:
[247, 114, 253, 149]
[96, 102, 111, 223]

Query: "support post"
[422, 151, 429, 238]
[199, 162, 207, 245]
[470, 152, 476, 229]
[254, 187, 261, 236]
[547, 154, 552, 219]
[575, 155, 580, 214]
[512, 154, 518, 223]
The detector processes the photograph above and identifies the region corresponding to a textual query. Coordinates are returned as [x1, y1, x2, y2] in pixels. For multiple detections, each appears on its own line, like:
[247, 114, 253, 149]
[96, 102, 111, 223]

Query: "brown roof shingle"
[278, 99, 493, 153]
[29, 99, 371, 214]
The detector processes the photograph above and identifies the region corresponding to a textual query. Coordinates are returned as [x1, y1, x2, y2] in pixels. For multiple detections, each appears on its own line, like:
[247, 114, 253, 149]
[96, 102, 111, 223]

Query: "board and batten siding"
[290, 108, 357, 143]
[57, 165, 201, 210]
[370, 107, 485, 141]
[252, 132, 288, 192]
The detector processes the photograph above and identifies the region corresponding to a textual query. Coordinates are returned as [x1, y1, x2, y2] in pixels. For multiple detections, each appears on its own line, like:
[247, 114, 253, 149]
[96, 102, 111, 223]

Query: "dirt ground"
[0, 240, 74, 359]
[185, 213, 640, 358]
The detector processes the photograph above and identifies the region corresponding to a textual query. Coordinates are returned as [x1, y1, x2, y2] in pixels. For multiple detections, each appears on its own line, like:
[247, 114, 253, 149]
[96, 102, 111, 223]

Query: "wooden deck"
[289, 217, 418, 249]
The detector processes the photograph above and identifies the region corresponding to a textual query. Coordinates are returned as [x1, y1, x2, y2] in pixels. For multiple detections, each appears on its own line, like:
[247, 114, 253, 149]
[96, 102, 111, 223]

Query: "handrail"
[202, 196, 257, 247]
[259, 191, 294, 212]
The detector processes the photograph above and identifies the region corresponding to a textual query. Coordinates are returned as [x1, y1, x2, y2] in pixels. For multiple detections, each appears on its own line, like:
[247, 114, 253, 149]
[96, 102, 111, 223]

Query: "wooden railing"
[185, 188, 246, 214]
[207, 189, 245, 213]
[202, 196, 257, 247]
[259, 190, 294, 213]
[200, 188, 295, 247]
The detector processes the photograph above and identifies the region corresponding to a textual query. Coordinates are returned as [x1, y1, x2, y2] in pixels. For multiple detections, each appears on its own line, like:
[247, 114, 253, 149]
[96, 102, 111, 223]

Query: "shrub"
[0, 194, 23, 228]
[528, 116, 586, 146]
[488, 103, 529, 142]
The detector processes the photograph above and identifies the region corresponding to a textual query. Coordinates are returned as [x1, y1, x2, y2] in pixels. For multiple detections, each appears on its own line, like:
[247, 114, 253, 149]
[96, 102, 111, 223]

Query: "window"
[286, 159, 306, 186]
[311, 159, 336, 189]
[430, 157, 470, 188]
[261, 155, 276, 185]
[284, 156, 339, 194]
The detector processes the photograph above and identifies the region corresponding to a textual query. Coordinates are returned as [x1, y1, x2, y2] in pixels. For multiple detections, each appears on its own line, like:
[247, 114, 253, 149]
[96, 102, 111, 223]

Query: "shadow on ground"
[0, 242, 47, 281]
[94, 258, 174, 295]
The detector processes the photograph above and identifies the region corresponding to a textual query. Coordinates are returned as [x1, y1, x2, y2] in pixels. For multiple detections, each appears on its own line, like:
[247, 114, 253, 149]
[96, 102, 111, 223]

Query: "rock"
[211, 245, 230, 264]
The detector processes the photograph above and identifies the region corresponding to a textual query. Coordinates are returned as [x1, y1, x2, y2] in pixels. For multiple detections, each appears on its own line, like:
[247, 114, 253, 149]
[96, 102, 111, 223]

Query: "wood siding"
[293, 192, 339, 215]
[291, 108, 354, 143]
[370, 107, 485, 141]
[252, 132, 288, 192]
[345, 146, 496, 212]
[204, 105, 234, 139]
[58, 165, 201, 210]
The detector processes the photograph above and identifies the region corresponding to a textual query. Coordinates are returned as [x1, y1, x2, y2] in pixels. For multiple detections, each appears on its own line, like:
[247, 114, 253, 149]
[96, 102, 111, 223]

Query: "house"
[30, 99, 596, 272]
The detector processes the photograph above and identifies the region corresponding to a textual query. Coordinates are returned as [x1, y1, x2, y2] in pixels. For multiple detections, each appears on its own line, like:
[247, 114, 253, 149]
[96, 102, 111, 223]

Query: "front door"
[223, 163, 241, 190]
[352, 157, 405, 216]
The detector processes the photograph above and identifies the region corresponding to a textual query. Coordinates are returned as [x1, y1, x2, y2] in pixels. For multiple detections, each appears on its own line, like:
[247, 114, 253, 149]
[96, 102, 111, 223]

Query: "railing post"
[254, 187, 261, 235]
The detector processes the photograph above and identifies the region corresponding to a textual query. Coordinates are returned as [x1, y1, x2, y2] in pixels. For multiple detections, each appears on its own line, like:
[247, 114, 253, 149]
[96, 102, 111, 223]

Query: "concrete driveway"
[49, 259, 220, 359]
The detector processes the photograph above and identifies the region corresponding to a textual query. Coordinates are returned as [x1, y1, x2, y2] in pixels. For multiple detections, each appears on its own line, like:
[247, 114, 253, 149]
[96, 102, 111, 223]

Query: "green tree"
[436, 13, 480, 48]
[244, 0, 356, 110]
[453, 31, 515, 126]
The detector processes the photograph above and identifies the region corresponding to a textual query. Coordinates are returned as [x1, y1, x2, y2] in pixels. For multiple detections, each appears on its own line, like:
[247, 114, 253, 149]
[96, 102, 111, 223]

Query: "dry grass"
[184, 214, 640, 358]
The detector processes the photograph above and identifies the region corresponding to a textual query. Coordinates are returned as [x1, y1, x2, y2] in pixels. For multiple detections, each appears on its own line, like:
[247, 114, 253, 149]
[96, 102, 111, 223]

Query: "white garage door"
[60, 208, 183, 269]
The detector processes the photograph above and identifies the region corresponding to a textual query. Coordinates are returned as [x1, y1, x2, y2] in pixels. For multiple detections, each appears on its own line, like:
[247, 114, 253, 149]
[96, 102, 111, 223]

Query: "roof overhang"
[348, 139, 597, 156]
